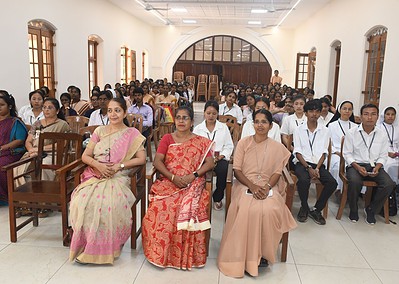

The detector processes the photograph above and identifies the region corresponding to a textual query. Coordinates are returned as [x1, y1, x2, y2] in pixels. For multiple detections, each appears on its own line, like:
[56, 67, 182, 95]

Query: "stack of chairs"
[173, 71, 184, 83]
[208, 75, 219, 101]
[196, 74, 208, 101]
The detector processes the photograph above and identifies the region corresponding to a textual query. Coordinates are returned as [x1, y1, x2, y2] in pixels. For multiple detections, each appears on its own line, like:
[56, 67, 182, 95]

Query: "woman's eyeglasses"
[175, 115, 191, 121]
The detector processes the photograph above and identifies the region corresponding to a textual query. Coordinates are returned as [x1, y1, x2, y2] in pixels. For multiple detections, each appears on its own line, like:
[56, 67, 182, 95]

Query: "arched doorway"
[173, 35, 272, 87]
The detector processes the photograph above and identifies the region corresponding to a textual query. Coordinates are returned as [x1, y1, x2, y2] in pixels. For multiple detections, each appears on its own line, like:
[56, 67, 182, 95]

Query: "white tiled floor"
[1, 103, 399, 283]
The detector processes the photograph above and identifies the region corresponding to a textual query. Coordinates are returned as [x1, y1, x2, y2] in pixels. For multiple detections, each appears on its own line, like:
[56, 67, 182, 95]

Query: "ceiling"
[109, 0, 331, 29]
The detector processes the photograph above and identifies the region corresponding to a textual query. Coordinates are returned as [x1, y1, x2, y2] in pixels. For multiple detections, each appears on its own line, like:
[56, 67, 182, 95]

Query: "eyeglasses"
[98, 98, 109, 101]
[175, 115, 191, 121]
[253, 120, 269, 125]
[42, 106, 55, 110]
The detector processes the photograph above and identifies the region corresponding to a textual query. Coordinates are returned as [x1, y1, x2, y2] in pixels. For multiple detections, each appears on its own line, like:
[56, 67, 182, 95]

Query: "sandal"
[258, 258, 269, 267]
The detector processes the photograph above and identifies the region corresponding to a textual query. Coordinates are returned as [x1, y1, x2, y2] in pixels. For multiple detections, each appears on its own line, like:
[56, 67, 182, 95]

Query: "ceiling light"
[183, 19, 197, 24]
[248, 21, 261, 25]
[276, 0, 302, 28]
[171, 8, 187, 12]
[251, 9, 268, 14]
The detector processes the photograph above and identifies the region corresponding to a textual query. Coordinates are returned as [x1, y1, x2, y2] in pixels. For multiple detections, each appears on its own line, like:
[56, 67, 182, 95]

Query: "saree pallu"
[0, 118, 26, 202]
[69, 127, 145, 264]
[142, 135, 213, 270]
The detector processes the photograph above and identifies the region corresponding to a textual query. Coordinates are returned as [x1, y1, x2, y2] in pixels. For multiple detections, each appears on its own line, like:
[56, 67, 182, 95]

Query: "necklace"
[254, 136, 268, 182]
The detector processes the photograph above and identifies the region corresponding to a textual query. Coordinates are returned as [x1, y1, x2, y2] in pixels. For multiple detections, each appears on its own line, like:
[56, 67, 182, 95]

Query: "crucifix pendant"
[257, 175, 262, 180]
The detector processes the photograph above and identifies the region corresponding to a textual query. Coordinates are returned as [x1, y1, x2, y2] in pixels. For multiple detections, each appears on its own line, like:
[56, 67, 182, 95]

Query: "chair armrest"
[55, 159, 85, 176]
[2, 155, 37, 171]
[339, 172, 348, 183]
[146, 166, 157, 180]
[128, 166, 143, 178]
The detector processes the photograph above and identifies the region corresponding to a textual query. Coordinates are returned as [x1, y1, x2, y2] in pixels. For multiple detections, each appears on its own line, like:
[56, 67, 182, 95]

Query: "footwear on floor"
[349, 211, 359, 223]
[309, 209, 326, 225]
[364, 207, 376, 225]
[258, 258, 269, 267]
[297, 207, 309, 223]
[38, 209, 49, 218]
[213, 201, 223, 211]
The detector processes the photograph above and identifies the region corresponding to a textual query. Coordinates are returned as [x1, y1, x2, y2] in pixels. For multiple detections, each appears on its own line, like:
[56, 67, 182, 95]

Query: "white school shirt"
[88, 109, 109, 126]
[378, 122, 399, 152]
[328, 119, 357, 153]
[318, 112, 334, 126]
[19, 105, 44, 125]
[343, 124, 389, 166]
[240, 115, 281, 143]
[193, 120, 234, 161]
[280, 113, 307, 135]
[293, 122, 330, 165]
[219, 102, 243, 124]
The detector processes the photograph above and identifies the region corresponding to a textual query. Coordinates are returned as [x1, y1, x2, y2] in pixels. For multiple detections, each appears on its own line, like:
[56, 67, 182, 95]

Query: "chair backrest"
[66, 116, 89, 133]
[208, 75, 219, 101]
[37, 132, 83, 177]
[173, 71, 184, 83]
[186, 75, 195, 85]
[339, 136, 345, 177]
[218, 115, 239, 144]
[127, 113, 143, 133]
[78, 125, 99, 136]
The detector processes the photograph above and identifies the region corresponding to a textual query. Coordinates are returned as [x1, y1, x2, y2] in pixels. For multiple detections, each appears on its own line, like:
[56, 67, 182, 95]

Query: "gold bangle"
[171, 174, 175, 181]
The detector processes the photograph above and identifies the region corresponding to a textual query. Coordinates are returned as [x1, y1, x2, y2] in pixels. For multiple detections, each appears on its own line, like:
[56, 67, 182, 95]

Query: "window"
[28, 21, 55, 97]
[131, 50, 136, 81]
[120, 47, 128, 84]
[178, 36, 266, 63]
[295, 50, 316, 90]
[363, 27, 387, 106]
[88, 40, 98, 92]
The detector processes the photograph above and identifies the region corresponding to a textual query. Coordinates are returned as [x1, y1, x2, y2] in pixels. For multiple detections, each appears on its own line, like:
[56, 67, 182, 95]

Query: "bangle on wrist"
[171, 174, 175, 181]
[267, 183, 272, 189]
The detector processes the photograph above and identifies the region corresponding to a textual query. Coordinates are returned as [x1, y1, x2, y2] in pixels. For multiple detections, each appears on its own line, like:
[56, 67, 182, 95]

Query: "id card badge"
[370, 160, 376, 167]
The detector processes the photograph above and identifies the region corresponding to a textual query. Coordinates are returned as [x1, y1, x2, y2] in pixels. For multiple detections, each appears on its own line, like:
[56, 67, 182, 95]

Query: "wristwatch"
[193, 171, 199, 178]
[120, 163, 125, 170]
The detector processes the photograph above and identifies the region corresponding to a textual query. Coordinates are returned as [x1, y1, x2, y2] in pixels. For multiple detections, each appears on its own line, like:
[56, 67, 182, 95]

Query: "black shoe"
[364, 207, 376, 225]
[309, 209, 326, 225]
[297, 207, 309, 223]
[348, 211, 359, 223]
[258, 258, 269, 267]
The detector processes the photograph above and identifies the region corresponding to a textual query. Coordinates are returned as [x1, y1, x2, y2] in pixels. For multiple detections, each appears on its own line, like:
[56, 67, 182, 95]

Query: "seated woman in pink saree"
[69, 98, 146, 265]
[142, 106, 215, 270]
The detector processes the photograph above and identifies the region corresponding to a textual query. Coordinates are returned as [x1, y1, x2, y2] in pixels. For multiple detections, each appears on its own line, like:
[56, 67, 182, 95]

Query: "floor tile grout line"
[132, 255, 146, 284]
[44, 257, 69, 284]
[289, 243, 303, 284]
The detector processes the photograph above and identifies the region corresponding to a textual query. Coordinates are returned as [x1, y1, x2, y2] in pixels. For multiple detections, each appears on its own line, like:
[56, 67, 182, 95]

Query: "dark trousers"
[213, 159, 229, 202]
[346, 164, 394, 214]
[142, 127, 151, 147]
[295, 163, 337, 211]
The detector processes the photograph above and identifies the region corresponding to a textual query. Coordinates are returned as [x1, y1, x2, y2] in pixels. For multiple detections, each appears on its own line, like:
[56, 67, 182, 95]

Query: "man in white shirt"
[293, 99, 337, 225]
[88, 90, 112, 126]
[343, 104, 395, 224]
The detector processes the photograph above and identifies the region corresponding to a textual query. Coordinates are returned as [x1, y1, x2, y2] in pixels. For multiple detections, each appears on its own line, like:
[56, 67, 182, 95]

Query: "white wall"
[292, 0, 399, 113]
[0, 0, 154, 108]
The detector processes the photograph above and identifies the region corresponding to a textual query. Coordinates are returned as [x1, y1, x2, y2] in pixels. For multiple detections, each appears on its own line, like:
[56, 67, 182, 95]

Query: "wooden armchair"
[127, 113, 143, 133]
[2, 132, 83, 246]
[336, 137, 389, 223]
[218, 115, 240, 145]
[66, 116, 89, 133]
[224, 166, 295, 262]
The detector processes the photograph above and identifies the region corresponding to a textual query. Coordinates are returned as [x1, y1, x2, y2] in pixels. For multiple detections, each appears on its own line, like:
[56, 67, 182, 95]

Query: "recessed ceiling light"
[248, 21, 261, 25]
[251, 9, 268, 14]
[171, 7, 187, 12]
[183, 19, 197, 24]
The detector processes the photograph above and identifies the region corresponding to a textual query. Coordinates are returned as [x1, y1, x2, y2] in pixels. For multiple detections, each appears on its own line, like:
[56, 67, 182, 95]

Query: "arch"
[330, 40, 341, 48]
[364, 25, 388, 38]
[162, 27, 284, 81]
[328, 40, 342, 106]
[28, 19, 57, 31]
[88, 34, 103, 43]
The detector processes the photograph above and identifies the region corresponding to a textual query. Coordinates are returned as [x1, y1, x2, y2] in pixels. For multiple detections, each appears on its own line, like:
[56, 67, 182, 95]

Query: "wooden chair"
[146, 167, 214, 256]
[78, 125, 99, 136]
[335, 138, 389, 223]
[196, 74, 208, 101]
[2, 132, 83, 246]
[208, 75, 219, 101]
[224, 166, 295, 262]
[173, 71, 184, 83]
[186, 76, 195, 86]
[218, 115, 240, 145]
[126, 113, 143, 133]
[66, 116, 89, 133]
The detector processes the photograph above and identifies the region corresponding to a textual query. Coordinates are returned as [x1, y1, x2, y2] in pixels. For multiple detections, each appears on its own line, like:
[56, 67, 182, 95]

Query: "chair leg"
[316, 184, 328, 219]
[32, 208, 39, 227]
[336, 185, 347, 220]
[280, 232, 289, 262]
[147, 137, 153, 162]
[131, 203, 137, 249]
[9, 202, 17, 243]
[384, 199, 390, 224]
[61, 204, 69, 247]
[225, 182, 232, 221]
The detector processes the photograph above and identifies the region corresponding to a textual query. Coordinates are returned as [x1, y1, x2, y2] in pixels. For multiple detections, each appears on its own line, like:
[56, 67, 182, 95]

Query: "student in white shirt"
[343, 104, 395, 224]
[193, 100, 234, 211]
[242, 93, 256, 121]
[19, 90, 45, 125]
[219, 91, 243, 124]
[281, 95, 307, 151]
[293, 99, 337, 225]
[88, 90, 112, 126]
[241, 97, 281, 143]
[327, 101, 357, 192]
[377, 107, 399, 185]
[318, 97, 334, 126]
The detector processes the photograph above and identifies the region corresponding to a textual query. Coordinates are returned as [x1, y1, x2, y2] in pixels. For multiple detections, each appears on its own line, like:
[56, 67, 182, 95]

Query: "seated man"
[127, 87, 153, 140]
[343, 103, 395, 224]
[293, 99, 337, 225]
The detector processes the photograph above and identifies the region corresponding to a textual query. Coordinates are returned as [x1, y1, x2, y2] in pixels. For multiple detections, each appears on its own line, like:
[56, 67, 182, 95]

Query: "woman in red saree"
[142, 106, 215, 270]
